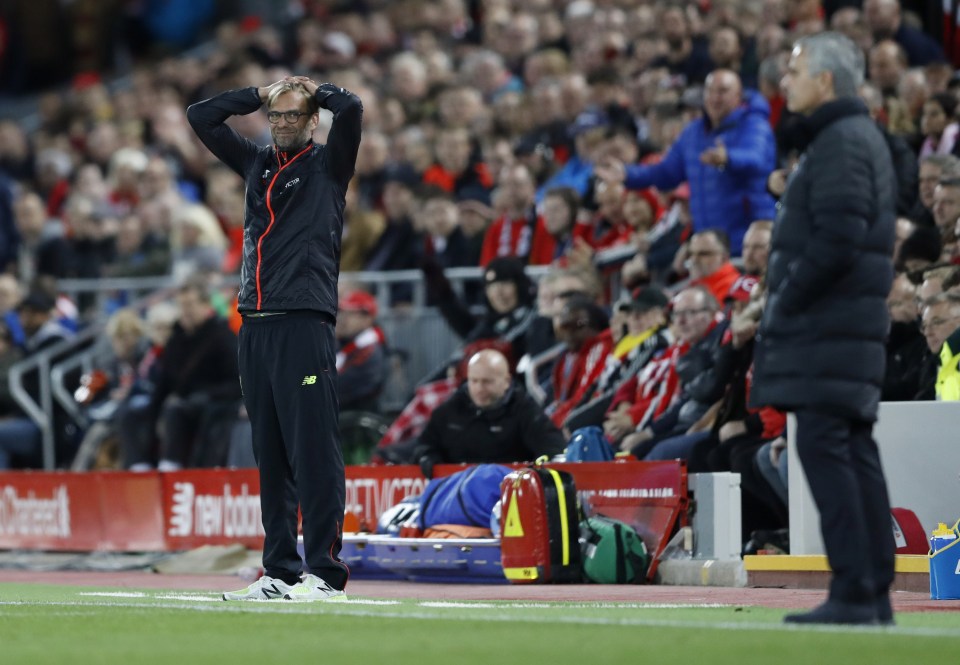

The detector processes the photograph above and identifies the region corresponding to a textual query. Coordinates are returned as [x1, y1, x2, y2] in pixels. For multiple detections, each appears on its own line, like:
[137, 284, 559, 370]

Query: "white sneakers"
[222, 575, 295, 601]
[284, 574, 347, 602]
[222, 573, 346, 602]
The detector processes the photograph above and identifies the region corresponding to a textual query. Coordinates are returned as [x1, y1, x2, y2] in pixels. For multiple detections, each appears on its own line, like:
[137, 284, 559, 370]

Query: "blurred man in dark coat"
[751, 32, 897, 626]
[413, 349, 565, 478]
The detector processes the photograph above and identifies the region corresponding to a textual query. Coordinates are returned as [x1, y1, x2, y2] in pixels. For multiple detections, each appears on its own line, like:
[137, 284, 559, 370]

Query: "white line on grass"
[1, 599, 957, 638]
[420, 602, 498, 608]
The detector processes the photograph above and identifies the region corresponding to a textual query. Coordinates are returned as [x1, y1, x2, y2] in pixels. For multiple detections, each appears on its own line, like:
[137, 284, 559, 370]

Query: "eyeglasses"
[672, 307, 711, 319]
[689, 250, 721, 258]
[922, 316, 954, 331]
[558, 318, 589, 330]
[267, 110, 309, 124]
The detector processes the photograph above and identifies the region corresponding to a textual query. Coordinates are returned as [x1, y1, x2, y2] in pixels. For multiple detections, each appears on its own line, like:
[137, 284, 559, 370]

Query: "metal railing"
[57, 266, 553, 317]
[9, 328, 99, 470]
[22, 266, 556, 469]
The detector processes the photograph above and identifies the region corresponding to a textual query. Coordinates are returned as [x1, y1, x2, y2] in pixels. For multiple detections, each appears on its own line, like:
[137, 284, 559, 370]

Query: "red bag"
[891, 507, 927, 555]
[499, 464, 581, 584]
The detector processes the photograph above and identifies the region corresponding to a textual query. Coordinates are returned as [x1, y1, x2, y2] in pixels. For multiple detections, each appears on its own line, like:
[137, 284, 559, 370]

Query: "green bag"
[579, 515, 649, 584]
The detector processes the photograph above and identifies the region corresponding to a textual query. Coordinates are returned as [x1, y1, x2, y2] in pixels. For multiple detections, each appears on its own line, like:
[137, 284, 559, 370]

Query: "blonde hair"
[267, 82, 319, 114]
[171, 204, 227, 250]
[105, 308, 145, 339]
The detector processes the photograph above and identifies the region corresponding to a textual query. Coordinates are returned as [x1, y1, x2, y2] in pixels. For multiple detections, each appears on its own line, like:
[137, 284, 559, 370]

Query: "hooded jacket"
[187, 85, 362, 316]
[622, 91, 776, 255]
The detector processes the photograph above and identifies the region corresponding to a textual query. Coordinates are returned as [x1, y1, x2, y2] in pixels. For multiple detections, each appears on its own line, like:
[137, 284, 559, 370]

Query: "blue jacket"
[535, 154, 594, 204]
[623, 92, 776, 255]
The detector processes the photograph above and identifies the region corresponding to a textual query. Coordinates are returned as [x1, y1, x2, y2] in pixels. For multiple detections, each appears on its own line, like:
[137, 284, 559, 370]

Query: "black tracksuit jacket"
[186, 85, 363, 316]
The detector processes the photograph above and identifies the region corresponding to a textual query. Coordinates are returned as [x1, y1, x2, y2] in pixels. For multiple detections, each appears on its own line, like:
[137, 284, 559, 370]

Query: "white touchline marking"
[0, 599, 953, 638]
[155, 594, 222, 602]
[78, 592, 147, 598]
[420, 602, 498, 608]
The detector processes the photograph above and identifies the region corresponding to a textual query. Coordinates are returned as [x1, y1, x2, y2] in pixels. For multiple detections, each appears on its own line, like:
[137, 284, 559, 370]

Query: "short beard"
[272, 129, 310, 151]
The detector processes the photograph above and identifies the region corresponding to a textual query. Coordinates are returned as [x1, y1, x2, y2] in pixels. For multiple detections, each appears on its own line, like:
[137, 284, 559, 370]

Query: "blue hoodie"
[623, 91, 776, 255]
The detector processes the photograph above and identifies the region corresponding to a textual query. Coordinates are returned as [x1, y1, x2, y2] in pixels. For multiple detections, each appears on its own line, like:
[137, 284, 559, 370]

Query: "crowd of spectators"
[0, 1, 958, 553]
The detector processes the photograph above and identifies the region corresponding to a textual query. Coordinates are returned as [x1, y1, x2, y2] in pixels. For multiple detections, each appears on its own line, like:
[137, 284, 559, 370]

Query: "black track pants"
[239, 311, 348, 589]
[794, 409, 895, 604]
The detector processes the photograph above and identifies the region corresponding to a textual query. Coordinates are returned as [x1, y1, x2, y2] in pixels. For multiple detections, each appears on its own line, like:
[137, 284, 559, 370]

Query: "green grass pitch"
[1, 583, 959, 664]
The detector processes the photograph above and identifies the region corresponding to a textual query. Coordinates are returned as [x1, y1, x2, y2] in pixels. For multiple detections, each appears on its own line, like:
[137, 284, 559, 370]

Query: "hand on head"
[258, 76, 318, 102]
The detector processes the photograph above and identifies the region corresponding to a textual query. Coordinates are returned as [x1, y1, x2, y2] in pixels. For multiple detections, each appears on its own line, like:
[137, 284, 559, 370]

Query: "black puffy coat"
[750, 98, 896, 422]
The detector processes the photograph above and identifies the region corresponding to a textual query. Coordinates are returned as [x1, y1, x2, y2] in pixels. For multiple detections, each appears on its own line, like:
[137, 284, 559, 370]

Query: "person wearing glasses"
[605, 286, 724, 458]
[187, 76, 362, 602]
[922, 292, 960, 400]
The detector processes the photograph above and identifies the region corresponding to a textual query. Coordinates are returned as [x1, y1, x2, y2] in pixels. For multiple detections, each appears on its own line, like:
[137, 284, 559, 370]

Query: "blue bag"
[418, 464, 513, 528]
[565, 426, 615, 462]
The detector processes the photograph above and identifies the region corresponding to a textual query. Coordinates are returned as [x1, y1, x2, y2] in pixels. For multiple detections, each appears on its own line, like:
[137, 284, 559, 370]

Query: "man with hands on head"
[187, 75, 362, 602]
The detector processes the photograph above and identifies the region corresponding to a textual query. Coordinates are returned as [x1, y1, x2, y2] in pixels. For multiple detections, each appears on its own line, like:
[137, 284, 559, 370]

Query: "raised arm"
[186, 86, 268, 176]
[292, 76, 363, 188]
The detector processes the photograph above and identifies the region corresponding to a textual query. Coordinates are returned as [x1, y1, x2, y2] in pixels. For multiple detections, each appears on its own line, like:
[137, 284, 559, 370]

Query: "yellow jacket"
[936, 329, 960, 401]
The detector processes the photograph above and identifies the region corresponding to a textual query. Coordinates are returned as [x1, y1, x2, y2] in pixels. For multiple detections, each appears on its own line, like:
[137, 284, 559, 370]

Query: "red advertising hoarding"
[0, 460, 686, 554]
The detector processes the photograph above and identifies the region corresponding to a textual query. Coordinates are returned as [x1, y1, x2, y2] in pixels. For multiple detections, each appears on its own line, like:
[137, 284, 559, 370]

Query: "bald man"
[412, 349, 566, 478]
[595, 69, 776, 255]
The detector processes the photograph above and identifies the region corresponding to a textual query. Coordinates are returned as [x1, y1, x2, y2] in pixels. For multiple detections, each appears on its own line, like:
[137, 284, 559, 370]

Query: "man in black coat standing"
[751, 32, 897, 626]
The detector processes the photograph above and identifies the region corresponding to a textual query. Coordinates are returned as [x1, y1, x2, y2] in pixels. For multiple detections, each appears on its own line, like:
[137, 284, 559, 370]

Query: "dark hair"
[420, 185, 454, 202]
[484, 256, 536, 307]
[587, 65, 621, 88]
[562, 294, 610, 331]
[694, 228, 732, 254]
[896, 226, 943, 270]
[543, 186, 581, 227]
[927, 92, 958, 119]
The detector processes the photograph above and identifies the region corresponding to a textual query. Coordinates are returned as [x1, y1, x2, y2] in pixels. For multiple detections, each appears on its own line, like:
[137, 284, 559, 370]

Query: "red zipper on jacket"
[256, 144, 312, 309]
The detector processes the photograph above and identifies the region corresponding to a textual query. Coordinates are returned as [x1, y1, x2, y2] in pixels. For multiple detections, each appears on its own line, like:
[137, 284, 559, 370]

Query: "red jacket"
[609, 341, 689, 427]
[691, 262, 741, 305]
[571, 215, 633, 251]
[550, 329, 615, 427]
[480, 213, 555, 266]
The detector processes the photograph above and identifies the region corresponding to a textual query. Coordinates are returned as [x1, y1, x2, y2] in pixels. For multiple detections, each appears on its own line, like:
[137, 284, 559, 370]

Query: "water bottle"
[930, 522, 960, 600]
[930, 522, 957, 554]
